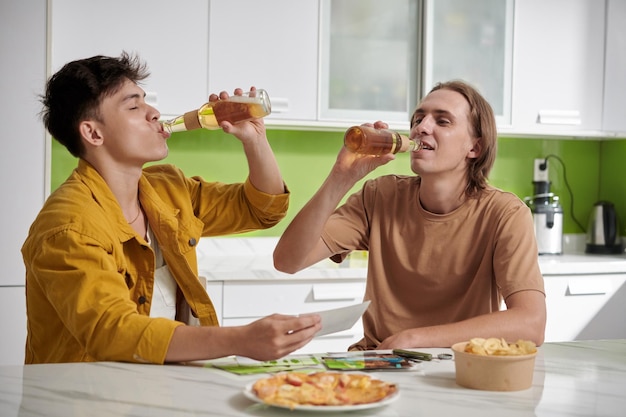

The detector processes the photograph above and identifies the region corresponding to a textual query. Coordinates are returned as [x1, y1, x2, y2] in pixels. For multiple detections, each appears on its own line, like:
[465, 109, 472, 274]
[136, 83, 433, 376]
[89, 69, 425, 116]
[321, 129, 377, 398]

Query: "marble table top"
[1, 339, 624, 417]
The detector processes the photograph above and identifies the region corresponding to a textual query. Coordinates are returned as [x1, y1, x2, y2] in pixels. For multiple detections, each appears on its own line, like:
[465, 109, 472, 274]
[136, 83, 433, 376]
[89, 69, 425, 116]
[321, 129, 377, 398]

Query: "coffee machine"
[525, 181, 563, 255]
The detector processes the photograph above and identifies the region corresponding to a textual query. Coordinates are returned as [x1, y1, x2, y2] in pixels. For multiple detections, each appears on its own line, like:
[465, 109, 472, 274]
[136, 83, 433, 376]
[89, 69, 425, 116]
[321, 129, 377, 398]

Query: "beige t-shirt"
[321, 175, 545, 350]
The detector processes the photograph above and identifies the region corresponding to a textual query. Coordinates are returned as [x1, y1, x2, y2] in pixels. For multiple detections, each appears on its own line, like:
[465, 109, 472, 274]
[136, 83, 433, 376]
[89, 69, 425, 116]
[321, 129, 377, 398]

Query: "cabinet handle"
[566, 279, 610, 296]
[312, 284, 364, 301]
[269, 97, 289, 114]
[537, 110, 581, 125]
[316, 333, 357, 340]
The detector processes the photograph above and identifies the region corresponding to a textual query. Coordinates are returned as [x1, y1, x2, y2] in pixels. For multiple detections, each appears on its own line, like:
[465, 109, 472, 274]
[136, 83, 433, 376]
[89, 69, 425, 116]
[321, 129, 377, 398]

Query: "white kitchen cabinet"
[319, 0, 420, 126]
[543, 274, 626, 342]
[602, 0, 626, 135]
[0, 288, 27, 366]
[423, 0, 514, 125]
[0, 0, 47, 365]
[510, 0, 606, 134]
[207, 272, 626, 352]
[218, 280, 366, 354]
[47, 0, 622, 137]
[50, 0, 209, 118]
[207, 0, 319, 124]
[205, 280, 224, 325]
[1, 1, 47, 288]
[319, 0, 514, 129]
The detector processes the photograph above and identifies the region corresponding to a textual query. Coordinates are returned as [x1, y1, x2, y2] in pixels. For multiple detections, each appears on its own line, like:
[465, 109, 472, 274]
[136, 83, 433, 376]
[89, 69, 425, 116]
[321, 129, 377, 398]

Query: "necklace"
[127, 201, 142, 224]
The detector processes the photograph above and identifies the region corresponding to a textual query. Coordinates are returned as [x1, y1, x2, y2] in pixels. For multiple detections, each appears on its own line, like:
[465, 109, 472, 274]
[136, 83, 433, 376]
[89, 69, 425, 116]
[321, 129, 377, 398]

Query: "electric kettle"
[585, 201, 623, 254]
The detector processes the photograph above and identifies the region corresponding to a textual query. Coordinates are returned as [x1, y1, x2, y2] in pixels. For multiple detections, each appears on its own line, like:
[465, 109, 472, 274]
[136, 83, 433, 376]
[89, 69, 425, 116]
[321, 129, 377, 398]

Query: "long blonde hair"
[423, 80, 497, 197]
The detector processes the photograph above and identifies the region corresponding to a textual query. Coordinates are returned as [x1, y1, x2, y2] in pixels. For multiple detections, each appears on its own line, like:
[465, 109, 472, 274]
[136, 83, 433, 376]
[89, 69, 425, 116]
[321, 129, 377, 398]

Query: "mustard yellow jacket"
[22, 160, 289, 364]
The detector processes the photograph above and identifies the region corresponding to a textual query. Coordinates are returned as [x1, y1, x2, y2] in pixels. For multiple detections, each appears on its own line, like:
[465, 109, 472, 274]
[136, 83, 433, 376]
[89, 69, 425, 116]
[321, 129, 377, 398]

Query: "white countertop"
[1, 339, 624, 416]
[538, 252, 626, 275]
[197, 236, 626, 280]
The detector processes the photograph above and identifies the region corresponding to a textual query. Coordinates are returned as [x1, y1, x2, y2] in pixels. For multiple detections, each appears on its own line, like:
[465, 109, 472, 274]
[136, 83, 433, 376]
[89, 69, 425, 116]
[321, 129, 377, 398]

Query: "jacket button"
[188, 238, 197, 246]
[138, 296, 147, 304]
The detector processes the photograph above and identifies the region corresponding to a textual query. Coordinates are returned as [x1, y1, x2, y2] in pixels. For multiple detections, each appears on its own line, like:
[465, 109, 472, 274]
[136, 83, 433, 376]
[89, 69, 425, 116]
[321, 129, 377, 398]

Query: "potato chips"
[464, 337, 537, 356]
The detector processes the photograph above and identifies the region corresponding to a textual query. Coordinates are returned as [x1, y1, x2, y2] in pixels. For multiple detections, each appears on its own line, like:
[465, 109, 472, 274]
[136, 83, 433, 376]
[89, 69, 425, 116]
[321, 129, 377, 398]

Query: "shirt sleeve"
[492, 200, 546, 298]
[143, 164, 290, 237]
[321, 180, 375, 263]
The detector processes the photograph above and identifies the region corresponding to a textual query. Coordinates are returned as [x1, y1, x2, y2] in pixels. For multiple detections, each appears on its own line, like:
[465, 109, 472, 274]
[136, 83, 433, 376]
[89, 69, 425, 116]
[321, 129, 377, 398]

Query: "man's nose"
[416, 115, 434, 135]
[148, 105, 161, 121]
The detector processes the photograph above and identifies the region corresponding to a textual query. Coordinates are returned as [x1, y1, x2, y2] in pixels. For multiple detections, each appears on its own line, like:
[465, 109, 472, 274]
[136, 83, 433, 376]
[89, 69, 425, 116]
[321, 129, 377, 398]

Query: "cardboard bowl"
[451, 341, 537, 391]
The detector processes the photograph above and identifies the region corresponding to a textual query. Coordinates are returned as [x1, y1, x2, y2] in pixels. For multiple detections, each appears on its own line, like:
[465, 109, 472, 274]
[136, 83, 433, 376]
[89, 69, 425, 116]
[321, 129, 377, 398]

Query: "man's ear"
[468, 138, 482, 159]
[79, 120, 104, 147]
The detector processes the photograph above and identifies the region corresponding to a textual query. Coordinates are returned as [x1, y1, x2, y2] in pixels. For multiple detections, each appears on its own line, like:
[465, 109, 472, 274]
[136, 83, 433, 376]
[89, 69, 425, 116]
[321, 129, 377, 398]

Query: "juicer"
[525, 181, 563, 255]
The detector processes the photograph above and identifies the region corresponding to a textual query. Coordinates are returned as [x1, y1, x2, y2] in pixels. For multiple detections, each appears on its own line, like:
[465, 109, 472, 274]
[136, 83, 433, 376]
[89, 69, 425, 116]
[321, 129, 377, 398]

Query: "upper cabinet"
[509, 0, 606, 136]
[423, 0, 514, 126]
[319, 0, 420, 127]
[602, 0, 626, 135]
[316, 0, 515, 131]
[49, 0, 622, 138]
[207, 0, 319, 125]
[317, 0, 609, 136]
[50, 0, 209, 118]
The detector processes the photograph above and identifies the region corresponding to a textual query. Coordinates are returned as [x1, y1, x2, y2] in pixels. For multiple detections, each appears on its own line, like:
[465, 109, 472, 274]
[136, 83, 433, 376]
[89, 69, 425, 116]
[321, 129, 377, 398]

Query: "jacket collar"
[74, 159, 179, 241]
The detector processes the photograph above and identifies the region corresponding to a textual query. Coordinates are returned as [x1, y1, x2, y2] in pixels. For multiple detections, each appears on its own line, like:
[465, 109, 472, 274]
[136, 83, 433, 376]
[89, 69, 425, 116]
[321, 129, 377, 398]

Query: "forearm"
[242, 138, 285, 195]
[274, 171, 357, 273]
[379, 292, 547, 349]
[165, 325, 239, 363]
[165, 314, 322, 363]
[403, 309, 545, 348]
[275, 147, 394, 272]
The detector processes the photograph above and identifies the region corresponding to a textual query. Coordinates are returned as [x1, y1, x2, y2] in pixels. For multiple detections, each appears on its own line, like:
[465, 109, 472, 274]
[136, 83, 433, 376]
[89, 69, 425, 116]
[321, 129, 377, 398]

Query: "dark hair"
[415, 80, 497, 198]
[40, 52, 150, 158]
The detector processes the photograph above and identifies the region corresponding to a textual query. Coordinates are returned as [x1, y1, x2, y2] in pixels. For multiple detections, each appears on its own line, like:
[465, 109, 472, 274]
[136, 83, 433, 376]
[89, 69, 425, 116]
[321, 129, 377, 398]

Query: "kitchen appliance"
[585, 201, 623, 254]
[525, 181, 563, 255]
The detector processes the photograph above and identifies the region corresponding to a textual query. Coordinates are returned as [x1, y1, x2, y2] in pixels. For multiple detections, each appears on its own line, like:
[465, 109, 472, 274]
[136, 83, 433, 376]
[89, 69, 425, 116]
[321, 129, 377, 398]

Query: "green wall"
[51, 129, 626, 237]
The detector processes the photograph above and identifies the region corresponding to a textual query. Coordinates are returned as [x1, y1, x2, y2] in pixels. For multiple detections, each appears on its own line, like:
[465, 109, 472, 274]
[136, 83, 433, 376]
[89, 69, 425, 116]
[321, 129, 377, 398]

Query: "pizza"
[251, 371, 398, 409]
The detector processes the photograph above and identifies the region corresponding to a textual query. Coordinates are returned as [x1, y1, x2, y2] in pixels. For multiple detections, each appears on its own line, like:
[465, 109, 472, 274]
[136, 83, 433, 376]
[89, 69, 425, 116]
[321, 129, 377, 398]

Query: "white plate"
[243, 379, 400, 412]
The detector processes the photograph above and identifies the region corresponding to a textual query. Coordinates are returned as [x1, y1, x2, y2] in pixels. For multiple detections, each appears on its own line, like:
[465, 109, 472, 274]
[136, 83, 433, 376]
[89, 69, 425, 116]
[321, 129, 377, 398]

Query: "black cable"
[543, 154, 586, 233]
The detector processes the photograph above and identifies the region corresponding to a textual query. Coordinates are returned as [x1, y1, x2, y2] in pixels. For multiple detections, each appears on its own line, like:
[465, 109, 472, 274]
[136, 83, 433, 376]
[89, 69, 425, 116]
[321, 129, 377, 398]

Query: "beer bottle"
[163, 89, 271, 133]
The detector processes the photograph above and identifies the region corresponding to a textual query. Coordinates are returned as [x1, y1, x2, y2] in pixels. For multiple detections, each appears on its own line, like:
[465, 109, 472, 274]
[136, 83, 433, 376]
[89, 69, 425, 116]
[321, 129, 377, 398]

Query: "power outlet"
[533, 159, 548, 182]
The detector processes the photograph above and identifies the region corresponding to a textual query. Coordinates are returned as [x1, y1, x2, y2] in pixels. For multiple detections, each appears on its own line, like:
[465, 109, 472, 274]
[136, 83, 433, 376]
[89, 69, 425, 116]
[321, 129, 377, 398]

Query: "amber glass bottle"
[343, 125, 421, 155]
[162, 89, 271, 133]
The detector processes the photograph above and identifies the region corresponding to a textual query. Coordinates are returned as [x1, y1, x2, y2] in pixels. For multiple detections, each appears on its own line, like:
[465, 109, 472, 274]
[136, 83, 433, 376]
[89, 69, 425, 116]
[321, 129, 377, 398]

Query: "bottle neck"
[162, 115, 185, 134]
[398, 134, 421, 153]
